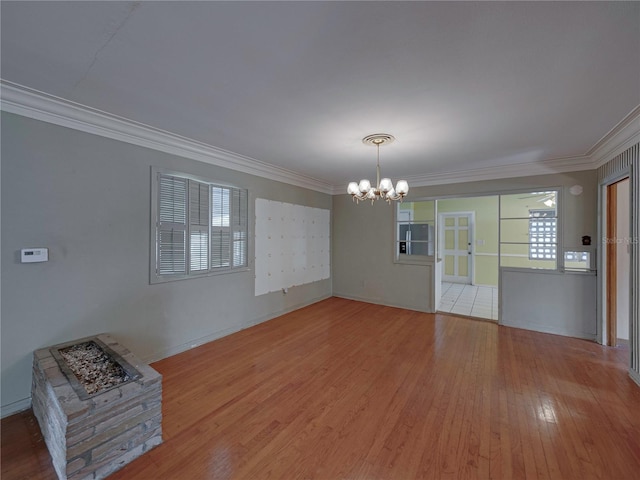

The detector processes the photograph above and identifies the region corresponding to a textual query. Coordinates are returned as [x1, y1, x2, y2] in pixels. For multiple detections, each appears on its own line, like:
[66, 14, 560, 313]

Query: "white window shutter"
[189, 180, 210, 272]
[154, 170, 248, 280]
[211, 187, 230, 268]
[232, 188, 248, 268]
[158, 175, 187, 274]
[211, 230, 231, 268]
[158, 229, 186, 274]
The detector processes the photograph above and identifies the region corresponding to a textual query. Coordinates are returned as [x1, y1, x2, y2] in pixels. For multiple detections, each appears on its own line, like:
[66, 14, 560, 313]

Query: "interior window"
[499, 191, 558, 270]
[396, 201, 435, 258]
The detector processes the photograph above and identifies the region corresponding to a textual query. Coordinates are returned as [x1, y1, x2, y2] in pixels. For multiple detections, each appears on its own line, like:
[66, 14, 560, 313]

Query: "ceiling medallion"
[347, 134, 409, 204]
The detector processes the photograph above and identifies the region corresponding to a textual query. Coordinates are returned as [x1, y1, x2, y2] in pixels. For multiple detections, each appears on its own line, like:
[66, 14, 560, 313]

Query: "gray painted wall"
[500, 269, 596, 339]
[333, 170, 598, 311]
[1, 112, 332, 413]
[0, 109, 605, 414]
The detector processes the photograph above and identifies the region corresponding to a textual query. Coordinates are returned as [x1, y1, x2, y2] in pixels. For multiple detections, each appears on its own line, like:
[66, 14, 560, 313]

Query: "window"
[528, 209, 557, 260]
[499, 190, 558, 270]
[395, 201, 435, 260]
[153, 170, 248, 282]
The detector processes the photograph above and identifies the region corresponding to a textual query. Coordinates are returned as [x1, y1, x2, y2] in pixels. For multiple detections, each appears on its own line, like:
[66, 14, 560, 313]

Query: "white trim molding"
[1, 397, 31, 419]
[3, 80, 639, 195]
[327, 154, 596, 194]
[330, 106, 640, 194]
[401, 155, 595, 190]
[142, 293, 331, 363]
[0, 80, 334, 194]
[590, 105, 640, 169]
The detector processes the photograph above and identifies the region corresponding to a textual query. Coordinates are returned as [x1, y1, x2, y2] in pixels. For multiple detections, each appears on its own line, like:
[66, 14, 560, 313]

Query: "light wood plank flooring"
[3, 297, 640, 479]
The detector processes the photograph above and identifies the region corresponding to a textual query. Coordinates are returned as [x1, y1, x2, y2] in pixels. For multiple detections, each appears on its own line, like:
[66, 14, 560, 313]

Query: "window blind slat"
[190, 229, 209, 271]
[189, 181, 210, 226]
[232, 188, 248, 226]
[211, 229, 231, 268]
[231, 188, 248, 268]
[159, 176, 187, 224]
[158, 228, 186, 274]
[189, 181, 210, 272]
[158, 175, 187, 274]
[212, 187, 230, 227]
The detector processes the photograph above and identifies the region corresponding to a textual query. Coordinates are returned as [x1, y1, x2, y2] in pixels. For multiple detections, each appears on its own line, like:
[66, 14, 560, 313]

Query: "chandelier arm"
[386, 190, 405, 201]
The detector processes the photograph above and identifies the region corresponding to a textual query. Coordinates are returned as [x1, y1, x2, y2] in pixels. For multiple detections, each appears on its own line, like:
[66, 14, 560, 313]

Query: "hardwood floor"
[3, 297, 640, 479]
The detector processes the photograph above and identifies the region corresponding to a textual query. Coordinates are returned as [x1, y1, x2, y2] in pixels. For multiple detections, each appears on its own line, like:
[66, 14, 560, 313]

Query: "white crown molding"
[589, 105, 640, 169]
[3, 80, 638, 196]
[328, 154, 595, 194]
[403, 154, 596, 189]
[0, 80, 334, 194]
[329, 106, 640, 194]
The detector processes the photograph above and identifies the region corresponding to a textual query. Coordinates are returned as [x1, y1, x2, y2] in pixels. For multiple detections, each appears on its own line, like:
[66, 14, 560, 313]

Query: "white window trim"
[150, 167, 249, 284]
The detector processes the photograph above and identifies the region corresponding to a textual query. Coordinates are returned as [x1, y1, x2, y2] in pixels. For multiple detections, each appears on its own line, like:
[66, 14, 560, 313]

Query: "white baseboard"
[630, 368, 640, 388]
[142, 325, 243, 363]
[143, 294, 332, 364]
[1, 294, 332, 418]
[1, 397, 31, 419]
[333, 293, 432, 313]
[500, 318, 596, 341]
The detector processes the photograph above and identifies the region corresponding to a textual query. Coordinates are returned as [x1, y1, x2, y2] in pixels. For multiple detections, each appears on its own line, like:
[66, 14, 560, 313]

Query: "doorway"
[605, 177, 631, 347]
[436, 197, 499, 321]
[439, 212, 473, 284]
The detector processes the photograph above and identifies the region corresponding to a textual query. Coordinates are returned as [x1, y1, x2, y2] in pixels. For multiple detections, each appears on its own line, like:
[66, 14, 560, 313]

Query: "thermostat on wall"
[21, 248, 48, 263]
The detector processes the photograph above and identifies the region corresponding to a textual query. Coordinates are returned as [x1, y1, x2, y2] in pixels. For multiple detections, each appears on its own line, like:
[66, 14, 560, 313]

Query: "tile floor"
[439, 282, 498, 321]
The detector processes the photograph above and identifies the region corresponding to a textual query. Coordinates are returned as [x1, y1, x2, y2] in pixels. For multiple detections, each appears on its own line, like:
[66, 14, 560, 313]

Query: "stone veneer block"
[32, 334, 162, 480]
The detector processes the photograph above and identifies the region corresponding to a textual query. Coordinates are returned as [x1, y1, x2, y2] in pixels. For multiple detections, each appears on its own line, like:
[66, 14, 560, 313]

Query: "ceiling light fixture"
[347, 134, 409, 204]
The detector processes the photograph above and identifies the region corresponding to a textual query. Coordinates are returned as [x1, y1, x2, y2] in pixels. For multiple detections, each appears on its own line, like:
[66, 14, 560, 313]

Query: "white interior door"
[440, 213, 473, 284]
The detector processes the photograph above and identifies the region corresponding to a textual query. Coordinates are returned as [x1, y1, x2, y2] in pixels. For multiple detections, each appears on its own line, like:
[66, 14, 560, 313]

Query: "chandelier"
[347, 134, 409, 204]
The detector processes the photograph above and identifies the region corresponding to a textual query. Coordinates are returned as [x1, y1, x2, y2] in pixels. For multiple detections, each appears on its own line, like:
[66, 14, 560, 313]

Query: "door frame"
[438, 211, 475, 285]
[599, 171, 631, 346]
[606, 181, 618, 346]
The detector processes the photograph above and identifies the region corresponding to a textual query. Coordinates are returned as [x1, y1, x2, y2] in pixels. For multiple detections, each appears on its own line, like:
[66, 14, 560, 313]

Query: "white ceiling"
[2, 1, 639, 190]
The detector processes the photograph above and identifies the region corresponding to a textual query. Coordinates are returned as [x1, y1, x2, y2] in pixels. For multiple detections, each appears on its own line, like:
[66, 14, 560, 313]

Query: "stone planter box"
[32, 334, 162, 480]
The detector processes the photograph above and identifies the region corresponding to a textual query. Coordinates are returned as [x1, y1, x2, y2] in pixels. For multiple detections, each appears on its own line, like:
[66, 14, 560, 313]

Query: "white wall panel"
[255, 199, 330, 296]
